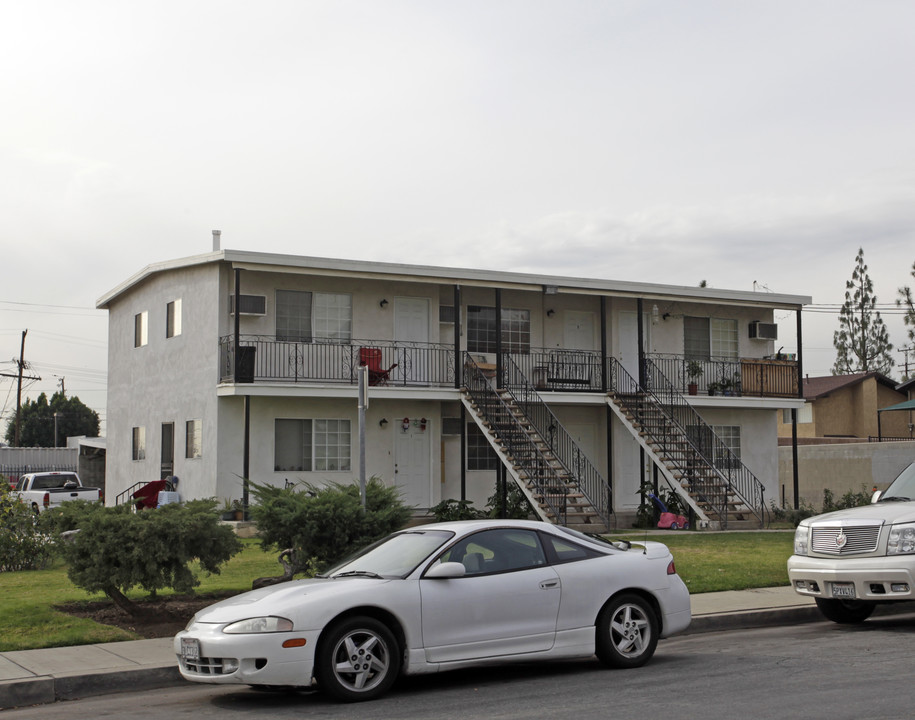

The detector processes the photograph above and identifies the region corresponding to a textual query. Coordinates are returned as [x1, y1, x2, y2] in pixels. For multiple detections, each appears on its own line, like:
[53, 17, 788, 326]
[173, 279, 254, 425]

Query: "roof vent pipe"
[212, 229, 221, 251]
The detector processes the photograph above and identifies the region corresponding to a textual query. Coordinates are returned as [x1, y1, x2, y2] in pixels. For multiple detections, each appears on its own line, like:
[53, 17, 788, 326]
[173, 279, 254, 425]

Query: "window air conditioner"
[749, 321, 778, 340]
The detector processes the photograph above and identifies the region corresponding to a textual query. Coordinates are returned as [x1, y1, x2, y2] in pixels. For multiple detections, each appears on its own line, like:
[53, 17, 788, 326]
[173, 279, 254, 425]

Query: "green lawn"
[0, 532, 795, 652]
[612, 531, 795, 594]
[0, 539, 282, 652]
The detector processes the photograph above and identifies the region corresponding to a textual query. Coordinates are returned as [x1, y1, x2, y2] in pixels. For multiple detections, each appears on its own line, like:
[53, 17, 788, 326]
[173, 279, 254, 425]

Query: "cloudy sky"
[2, 0, 914, 435]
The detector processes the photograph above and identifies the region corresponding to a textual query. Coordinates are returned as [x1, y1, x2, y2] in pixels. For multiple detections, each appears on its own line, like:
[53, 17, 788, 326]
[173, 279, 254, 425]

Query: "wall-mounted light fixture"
[379, 299, 389, 308]
[379, 418, 388, 427]
[546, 309, 555, 317]
[652, 304, 660, 325]
[662, 312, 671, 321]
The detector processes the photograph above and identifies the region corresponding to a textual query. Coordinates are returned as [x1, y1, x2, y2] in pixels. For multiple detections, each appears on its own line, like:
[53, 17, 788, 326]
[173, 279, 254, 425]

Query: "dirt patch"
[56, 592, 240, 639]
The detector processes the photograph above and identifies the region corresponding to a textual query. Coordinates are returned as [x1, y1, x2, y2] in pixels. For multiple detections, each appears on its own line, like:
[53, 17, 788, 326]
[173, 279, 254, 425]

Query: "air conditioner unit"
[229, 294, 267, 316]
[749, 321, 778, 340]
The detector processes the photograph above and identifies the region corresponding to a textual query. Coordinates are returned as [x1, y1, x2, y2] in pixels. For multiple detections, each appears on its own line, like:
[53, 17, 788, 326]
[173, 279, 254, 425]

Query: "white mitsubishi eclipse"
[175, 519, 691, 702]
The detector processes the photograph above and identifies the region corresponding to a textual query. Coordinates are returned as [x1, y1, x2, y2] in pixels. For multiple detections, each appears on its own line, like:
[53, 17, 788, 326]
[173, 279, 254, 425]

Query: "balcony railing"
[508, 349, 604, 392]
[648, 354, 798, 398]
[219, 335, 455, 387]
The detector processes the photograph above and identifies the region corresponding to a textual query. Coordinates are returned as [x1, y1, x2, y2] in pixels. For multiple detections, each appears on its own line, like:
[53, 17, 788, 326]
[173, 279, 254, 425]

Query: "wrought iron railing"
[219, 336, 455, 387]
[502, 355, 611, 528]
[608, 357, 767, 528]
[463, 355, 568, 524]
[649, 353, 798, 398]
[508, 349, 604, 392]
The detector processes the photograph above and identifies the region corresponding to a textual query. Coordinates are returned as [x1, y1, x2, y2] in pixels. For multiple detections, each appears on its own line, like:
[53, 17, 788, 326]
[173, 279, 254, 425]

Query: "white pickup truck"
[788, 461, 915, 623]
[11, 471, 102, 514]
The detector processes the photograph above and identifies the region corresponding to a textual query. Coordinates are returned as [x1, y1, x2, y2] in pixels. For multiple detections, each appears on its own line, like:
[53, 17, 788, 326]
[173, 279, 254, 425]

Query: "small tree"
[832, 248, 894, 375]
[0, 482, 53, 571]
[44, 500, 241, 615]
[249, 478, 411, 584]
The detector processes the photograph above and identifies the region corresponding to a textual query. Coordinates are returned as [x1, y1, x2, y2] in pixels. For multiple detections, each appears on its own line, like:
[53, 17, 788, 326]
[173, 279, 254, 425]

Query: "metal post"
[358, 365, 368, 509]
[636, 299, 645, 388]
[495, 289, 502, 387]
[454, 285, 461, 389]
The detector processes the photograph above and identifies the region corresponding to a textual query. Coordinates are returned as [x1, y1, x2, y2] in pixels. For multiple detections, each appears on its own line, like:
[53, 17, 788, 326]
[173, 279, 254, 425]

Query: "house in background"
[97, 240, 809, 529]
[776, 372, 911, 444]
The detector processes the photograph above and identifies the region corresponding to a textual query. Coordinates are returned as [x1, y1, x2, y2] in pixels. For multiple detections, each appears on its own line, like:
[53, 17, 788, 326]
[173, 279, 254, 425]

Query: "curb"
[0, 666, 181, 710]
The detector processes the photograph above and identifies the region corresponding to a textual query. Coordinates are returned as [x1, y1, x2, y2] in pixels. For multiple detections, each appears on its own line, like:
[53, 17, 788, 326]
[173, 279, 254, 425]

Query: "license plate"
[832, 582, 856, 599]
[181, 638, 200, 661]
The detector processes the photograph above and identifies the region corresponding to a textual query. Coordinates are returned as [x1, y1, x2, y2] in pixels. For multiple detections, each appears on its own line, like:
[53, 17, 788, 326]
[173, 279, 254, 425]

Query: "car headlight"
[794, 525, 809, 556]
[888, 524, 915, 555]
[222, 616, 294, 634]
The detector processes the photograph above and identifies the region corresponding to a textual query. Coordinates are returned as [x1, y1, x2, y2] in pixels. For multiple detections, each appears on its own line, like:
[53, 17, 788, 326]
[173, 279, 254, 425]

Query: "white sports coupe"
[175, 519, 691, 701]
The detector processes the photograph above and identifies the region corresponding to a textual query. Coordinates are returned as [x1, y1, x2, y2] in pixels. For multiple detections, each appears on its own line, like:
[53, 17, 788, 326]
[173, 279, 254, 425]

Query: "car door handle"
[540, 579, 560, 589]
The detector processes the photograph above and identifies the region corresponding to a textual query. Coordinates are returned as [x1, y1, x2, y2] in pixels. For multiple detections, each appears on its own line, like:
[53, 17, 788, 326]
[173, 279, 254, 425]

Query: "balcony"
[648, 354, 799, 399]
[219, 335, 456, 387]
[217, 337, 797, 399]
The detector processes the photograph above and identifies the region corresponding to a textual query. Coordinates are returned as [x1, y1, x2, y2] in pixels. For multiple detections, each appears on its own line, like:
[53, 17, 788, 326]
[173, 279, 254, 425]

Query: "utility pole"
[0, 330, 42, 446]
[900, 345, 913, 380]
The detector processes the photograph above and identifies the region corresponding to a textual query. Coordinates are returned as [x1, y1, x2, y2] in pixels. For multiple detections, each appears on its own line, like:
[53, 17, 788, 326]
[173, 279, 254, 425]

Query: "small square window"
[186, 419, 202, 459]
[166, 299, 182, 339]
[134, 312, 148, 348]
[132, 426, 146, 461]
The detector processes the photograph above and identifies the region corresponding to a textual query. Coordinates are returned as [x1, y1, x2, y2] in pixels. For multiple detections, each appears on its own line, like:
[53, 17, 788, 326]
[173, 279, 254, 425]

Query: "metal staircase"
[462, 355, 610, 531]
[607, 358, 767, 529]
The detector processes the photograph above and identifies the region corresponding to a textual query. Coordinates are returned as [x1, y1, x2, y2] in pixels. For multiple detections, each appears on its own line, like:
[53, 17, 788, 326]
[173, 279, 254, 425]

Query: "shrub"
[431, 498, 485, 521]
[249, 478, 411, 579]
[0, 485, 53, 572]
[45, 499, 242, 615]
[485, 482, 534, 519]
[822, 486, 873, 513]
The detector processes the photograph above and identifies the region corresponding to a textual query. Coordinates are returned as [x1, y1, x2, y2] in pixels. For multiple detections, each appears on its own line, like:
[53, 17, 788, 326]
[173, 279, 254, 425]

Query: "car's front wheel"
[596, 594, 659, 668]
[316, 616, 400, 702]
[815, 597, 876, 624]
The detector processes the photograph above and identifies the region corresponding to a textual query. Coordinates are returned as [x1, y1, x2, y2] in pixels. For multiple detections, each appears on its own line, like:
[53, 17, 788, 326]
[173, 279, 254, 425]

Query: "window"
[186, 419, 202, 458]
[276, 290, 352, 343]
[166, 299, 182, 338]
[711, 425, 741, 468]
[542, 534, 602, 564]
[467, 423, 498, 470]
[684, 316, 738, 360]
[230, 294, 267, 315]
[439, 529, 547, 575]
[467, 305, 530, 354]
[132, 427, 146, 461]
[783, 406, 813, 424]
[134, 312, 148, 348]
[274, 418, 351, 472]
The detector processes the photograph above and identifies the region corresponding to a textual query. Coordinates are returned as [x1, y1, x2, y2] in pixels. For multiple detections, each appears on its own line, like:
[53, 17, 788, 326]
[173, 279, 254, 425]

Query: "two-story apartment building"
[97, 245, 809, 529]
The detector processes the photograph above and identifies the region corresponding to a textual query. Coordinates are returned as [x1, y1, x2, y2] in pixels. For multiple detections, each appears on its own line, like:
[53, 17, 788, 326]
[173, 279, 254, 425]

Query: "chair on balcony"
[359, 347, 398, 386]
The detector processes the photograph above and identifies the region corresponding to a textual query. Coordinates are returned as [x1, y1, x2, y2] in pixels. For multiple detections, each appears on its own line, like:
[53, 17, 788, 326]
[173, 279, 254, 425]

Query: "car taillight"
[43, 492, 50, 509]
[667, 560, 677, 575]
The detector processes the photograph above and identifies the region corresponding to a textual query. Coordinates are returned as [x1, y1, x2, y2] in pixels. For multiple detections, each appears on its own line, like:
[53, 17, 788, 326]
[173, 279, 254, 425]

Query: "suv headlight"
[794, 525, 809, 556]
[222, 616, 294, 634]
[887, 524, 915, 555]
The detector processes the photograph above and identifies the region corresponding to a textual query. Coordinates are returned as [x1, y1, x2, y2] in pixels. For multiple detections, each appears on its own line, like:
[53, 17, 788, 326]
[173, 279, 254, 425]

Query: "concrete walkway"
[0, 586, 908, 709]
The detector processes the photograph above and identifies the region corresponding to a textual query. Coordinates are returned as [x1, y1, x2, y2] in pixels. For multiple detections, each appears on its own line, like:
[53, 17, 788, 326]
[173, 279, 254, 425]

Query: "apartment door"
[395, 297, 430, 382]
[160, 422, 174, 479]
[563, 311, 594, 350]
[618, 311, 650, 380]
[394, 418, 432, 509]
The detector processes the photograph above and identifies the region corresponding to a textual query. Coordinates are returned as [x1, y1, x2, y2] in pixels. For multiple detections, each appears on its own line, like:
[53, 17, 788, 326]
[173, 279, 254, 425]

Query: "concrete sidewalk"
[0, 586, 907, 709]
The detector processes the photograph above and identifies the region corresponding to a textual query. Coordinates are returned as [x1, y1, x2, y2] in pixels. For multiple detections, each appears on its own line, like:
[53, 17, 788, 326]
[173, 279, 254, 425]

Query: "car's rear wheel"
[596, 594, 659, 668]
[316, 616, 400, 702]
[815, 597, 876, 624]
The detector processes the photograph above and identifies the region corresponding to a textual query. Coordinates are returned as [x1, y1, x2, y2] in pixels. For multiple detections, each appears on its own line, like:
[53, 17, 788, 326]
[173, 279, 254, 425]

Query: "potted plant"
[707, 381, 719, 396]
[686, 360, 703, 396]
[231, 498, 245, 521]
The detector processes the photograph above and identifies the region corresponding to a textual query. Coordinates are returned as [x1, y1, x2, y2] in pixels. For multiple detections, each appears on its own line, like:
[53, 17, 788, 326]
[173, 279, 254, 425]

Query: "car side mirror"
[871, 490, 882, 504]
[424, 561, 466, 579]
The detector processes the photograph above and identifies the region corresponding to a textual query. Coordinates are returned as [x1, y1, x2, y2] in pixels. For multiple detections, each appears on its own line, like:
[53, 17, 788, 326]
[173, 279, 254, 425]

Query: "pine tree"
[898, 261, 915, 345]
[832, 248, 894, 375]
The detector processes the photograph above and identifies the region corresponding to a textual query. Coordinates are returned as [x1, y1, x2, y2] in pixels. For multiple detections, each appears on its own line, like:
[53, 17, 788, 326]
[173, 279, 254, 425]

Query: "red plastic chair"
[359, 347, 398, 385]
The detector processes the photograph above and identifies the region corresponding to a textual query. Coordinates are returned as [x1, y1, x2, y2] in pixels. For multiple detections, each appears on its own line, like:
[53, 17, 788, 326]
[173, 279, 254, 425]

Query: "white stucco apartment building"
[97, 245, 809, 530]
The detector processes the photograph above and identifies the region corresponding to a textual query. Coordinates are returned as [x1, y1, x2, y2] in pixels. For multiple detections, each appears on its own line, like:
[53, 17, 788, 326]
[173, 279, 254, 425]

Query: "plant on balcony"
[686, 360, 703, 396]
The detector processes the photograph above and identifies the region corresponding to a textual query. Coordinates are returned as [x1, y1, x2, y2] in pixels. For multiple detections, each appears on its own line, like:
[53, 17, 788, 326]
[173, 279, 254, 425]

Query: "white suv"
[788, 461, 915, 623]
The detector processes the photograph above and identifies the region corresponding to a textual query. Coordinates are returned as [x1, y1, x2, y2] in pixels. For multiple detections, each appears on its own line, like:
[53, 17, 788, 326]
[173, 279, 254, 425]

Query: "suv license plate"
[832, 582, 856, 599]
[181, 638, 200, 661]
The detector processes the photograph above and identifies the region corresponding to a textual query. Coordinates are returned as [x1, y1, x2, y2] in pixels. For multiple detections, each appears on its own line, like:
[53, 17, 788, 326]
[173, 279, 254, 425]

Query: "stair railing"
[463, 355, 567, 524]
[502, 354, 611, 529]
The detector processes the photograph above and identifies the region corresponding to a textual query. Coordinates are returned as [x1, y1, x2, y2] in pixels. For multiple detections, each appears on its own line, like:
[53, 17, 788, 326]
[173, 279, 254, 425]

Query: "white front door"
[394, 419, 432, 509]
[395, 297, 430, 382]
[563, 310, 594, 350]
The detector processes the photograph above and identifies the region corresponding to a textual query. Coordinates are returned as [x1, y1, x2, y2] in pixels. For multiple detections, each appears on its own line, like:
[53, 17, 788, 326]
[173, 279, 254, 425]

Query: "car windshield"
[879, 462, 915, 502]
[322, 529, 454, 579]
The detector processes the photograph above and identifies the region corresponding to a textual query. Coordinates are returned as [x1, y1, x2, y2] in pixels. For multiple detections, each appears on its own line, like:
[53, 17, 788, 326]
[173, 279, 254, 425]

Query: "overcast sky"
[2, 0, 914, 435]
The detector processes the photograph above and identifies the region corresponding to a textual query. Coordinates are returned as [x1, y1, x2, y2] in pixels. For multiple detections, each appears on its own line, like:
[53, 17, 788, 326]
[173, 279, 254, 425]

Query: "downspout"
[792, 306, 803, 509]
[601, 296, 613, 525]
[495, 289, 502, 387]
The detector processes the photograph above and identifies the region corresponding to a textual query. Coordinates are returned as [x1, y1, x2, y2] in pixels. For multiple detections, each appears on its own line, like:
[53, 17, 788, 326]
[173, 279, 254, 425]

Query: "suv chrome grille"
[811, 525, 881, 555]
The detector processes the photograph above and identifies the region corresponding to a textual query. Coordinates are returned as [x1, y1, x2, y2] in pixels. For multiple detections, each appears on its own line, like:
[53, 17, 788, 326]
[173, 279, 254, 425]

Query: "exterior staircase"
[607, 358, 768, 529]
[462, 355, 610, 532]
